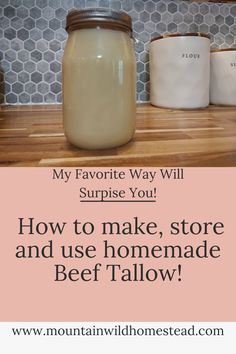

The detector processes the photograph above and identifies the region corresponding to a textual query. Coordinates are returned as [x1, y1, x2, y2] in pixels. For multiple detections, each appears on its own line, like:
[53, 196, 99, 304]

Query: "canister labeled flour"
[210, 49, 236, 106]
[63, 9, 136, 149]
[150, 33, 210, 109]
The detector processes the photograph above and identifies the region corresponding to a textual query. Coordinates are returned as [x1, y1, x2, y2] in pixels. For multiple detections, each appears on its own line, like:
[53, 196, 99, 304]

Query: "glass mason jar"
[63, 8, 136, 149]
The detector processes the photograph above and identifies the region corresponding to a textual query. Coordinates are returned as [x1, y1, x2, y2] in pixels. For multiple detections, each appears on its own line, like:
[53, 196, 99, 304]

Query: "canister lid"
[211, 48, 236, 53]
[66, 8, 132, 34]
[151, 32, 210, 42]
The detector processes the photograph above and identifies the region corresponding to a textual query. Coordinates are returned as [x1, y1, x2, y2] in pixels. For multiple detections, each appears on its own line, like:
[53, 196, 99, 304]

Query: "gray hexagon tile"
[1, 0, 236, 104]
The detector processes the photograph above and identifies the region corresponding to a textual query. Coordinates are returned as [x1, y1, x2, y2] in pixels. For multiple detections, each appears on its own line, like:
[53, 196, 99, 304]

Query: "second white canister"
[150, 33, 210, 109]
[210, 49, 236, 106]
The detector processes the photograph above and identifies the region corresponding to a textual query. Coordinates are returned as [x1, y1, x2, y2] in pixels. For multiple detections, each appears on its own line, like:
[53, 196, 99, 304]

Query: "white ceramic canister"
[150, 33, 210, 109]
[210, 49, 236, 106]
[63, 9, 136, 149]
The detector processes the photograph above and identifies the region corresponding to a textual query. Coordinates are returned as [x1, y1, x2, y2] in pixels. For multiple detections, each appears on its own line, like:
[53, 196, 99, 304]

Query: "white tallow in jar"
[63, 8, 136, 149]
[150, 33, 210, 109]
[210, 49, 236, 106]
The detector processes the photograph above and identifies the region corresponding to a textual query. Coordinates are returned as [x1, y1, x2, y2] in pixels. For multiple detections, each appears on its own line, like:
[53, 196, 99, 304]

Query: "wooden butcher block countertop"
[0, 104, 236, 167]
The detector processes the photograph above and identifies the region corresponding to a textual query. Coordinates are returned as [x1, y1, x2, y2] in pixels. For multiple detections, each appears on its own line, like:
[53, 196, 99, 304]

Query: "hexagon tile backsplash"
[1, 0, 236, 105]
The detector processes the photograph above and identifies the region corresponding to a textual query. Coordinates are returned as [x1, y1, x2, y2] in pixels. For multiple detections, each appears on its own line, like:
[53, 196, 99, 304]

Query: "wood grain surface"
[0, 104, 236, 167]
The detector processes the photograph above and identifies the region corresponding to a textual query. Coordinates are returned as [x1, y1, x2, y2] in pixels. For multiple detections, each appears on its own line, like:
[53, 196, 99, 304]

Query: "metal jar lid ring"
[66, 8, 132, 35]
